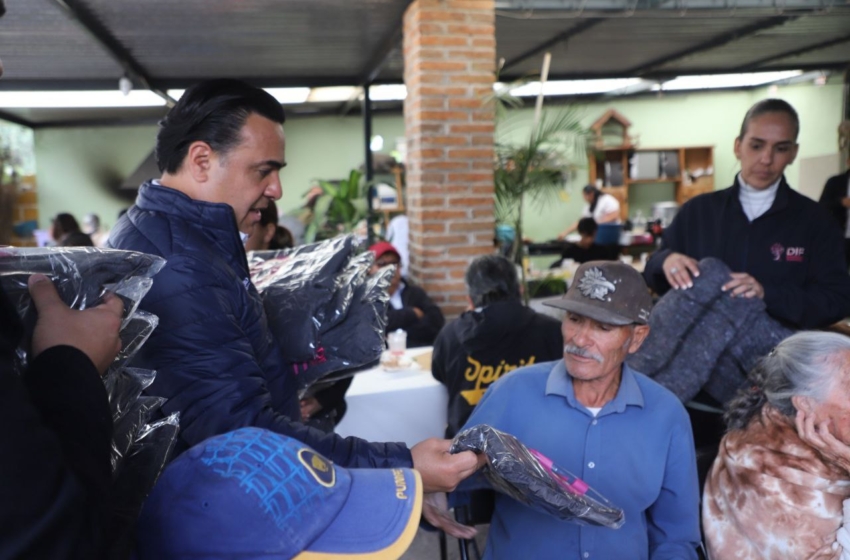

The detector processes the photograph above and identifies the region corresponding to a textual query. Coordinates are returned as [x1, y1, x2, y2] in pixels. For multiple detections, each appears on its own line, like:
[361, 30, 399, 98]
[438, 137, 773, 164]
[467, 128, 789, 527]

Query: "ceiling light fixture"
[167, 87, 310, 105]
[118, 75, 133, 96]
[368, 84, 408, 101]
[307, 86, 360, 103]
[655, 71, 803, 91]
[506, 78, 645, 97]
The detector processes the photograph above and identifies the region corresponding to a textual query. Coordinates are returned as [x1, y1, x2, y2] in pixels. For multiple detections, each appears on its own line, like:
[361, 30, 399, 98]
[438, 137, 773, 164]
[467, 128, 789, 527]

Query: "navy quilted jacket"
[109, 181, 411, 468]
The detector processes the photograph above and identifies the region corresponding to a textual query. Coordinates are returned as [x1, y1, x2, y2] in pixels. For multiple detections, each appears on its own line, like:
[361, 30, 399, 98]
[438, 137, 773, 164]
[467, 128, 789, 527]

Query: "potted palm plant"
[494, 105, 588, 302]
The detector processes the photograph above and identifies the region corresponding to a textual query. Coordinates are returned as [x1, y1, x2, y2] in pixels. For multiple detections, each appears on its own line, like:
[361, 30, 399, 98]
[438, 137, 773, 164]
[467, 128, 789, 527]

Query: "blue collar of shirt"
[545, 360, 644, 416]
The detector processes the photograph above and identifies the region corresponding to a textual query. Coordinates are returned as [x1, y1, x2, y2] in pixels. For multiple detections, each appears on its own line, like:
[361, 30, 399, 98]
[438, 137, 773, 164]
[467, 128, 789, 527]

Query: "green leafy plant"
[495, 108, 588, 256]
[305, 169, 369, 243]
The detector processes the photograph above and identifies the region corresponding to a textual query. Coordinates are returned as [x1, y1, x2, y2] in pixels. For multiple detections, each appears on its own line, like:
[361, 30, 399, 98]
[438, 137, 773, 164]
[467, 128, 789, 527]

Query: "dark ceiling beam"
[502, 19, 602, 71]
[0, 110, 35, 128]
[628, 15, 795, 77]
[738, 33, 850, 71]
[51, 0, 175, 105]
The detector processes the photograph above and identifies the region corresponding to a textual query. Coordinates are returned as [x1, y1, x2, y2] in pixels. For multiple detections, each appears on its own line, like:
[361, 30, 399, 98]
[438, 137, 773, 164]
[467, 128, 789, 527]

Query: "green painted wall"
[32, 114, 405, 232]
[34, 125, 156, 231]
[31, 81, 842, 239]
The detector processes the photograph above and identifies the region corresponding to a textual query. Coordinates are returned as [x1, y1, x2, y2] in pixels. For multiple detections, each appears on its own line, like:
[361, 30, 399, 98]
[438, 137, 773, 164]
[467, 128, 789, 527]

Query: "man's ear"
[184, 140, 214, 183]
[627, 324, 650, 354]
[466, 295, 475, 311]
[733, 137, 742, 161]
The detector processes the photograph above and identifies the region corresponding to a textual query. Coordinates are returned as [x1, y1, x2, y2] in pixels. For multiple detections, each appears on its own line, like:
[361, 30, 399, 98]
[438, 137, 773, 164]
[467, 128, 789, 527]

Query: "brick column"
[403, 0, 496, 318]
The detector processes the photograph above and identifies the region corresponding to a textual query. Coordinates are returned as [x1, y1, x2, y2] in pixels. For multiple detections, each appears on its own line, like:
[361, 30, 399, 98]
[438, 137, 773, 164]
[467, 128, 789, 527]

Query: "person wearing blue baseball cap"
[136, 427, 423, 559]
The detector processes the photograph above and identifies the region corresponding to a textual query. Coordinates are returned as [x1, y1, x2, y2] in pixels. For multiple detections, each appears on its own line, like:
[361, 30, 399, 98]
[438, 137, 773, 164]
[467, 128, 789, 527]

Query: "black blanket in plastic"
[250, 235, 392, 391]
[451, 424, 625, 528]
[0, 247, 179, 559]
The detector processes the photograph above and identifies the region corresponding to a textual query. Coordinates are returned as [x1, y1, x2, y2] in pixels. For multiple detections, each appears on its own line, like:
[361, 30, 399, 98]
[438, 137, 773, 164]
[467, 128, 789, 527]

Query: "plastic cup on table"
[388, 329, 407, 357]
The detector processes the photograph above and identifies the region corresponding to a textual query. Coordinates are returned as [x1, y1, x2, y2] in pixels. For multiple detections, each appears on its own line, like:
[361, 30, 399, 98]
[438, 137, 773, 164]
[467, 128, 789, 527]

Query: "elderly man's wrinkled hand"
[410, 438, 486, 493]
[662, 252, 700, 290]
[29, 273, 123, 375]
[422, 492, 478, 540]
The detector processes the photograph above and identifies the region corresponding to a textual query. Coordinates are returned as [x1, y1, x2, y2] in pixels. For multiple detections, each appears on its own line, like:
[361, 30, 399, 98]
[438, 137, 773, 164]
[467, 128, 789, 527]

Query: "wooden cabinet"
[587, 146, 715, 221]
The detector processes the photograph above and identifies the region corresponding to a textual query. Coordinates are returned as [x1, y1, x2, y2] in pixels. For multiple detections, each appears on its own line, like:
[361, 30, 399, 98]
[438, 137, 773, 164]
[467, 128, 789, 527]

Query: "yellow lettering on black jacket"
[459, 355, 537, 405]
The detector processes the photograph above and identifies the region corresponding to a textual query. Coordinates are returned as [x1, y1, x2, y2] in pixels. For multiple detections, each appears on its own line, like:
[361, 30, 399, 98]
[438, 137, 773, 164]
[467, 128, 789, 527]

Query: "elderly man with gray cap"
[458, 261, 701, 559]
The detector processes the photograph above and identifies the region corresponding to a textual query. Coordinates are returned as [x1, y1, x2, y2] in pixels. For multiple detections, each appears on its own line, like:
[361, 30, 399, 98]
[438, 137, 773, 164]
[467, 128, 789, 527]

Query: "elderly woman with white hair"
[703, 331, 850, 559]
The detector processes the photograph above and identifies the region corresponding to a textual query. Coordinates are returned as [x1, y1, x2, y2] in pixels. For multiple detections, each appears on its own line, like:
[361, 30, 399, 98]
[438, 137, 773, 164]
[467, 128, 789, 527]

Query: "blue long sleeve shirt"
[462, 360, 700, 560]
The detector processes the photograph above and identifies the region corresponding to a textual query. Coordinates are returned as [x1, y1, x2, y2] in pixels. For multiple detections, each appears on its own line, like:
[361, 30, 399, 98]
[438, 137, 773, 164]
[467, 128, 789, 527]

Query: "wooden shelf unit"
[588, 145, 715, 221]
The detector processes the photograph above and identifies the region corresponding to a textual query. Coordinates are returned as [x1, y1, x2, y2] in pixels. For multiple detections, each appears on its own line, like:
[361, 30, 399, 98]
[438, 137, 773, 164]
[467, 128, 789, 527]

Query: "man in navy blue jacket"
[108, 81, 481, 524]
[645, 99, 850, 330]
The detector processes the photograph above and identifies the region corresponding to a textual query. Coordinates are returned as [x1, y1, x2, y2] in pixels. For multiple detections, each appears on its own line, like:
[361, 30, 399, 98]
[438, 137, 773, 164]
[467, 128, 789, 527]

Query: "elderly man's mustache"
[563, 344, 603, 363]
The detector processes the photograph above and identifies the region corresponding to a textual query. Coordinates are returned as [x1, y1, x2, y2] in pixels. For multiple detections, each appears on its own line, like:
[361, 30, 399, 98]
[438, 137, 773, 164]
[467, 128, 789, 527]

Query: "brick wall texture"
[403, 0, 496, 318]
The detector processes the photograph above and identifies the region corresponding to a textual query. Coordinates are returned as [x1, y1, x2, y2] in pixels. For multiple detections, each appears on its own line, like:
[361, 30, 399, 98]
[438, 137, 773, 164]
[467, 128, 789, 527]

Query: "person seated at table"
[703, 331, 850, 559]
[557, 185, 621, 239]
[454, 261, 701, 559]
[550, 218, 619, 268]
[369, 241, 444, 348]
[432, 254, 563, 438]
[643, 98, 850, 330]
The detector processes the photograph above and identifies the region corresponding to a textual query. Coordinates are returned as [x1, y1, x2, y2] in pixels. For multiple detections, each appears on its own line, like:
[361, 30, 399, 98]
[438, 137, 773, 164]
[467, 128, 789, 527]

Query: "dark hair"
[577, 217, 598, 237]
[258, 202, 279, 227]
[738, 98, 800, 141]
[465, 255, 520, 308]
[582, 184, 601, 213]
[269, 226, 294, 250]
[156, 79, 286, 174]
[52, 213, 81, 236]
[724, 331, 849, 431]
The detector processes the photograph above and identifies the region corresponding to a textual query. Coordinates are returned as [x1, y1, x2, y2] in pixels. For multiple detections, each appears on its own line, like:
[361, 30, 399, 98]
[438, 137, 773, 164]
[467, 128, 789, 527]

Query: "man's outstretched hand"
[410, 438, 486, 493]
[29, 273, 123, 375]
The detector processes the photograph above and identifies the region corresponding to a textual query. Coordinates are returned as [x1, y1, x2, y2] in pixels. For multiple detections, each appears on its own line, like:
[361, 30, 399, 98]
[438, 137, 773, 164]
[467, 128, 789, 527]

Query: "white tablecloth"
[335, 347, 448, 448]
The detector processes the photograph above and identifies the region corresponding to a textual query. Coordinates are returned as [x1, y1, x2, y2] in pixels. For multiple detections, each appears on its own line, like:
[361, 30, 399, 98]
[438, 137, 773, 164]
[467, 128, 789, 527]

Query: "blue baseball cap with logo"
[136, 427, 423, 559]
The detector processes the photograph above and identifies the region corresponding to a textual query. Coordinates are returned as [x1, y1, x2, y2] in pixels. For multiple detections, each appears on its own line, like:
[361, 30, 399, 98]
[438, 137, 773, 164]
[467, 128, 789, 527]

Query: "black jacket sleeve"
[1, 337, 113, 560]
[387, 282, 445, 348]
[819, 173, 849, 232]
[313, 377, 354, 422]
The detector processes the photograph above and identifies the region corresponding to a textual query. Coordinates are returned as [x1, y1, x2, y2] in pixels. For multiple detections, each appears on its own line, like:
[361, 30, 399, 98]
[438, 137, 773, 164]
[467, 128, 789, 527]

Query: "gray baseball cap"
[544, 261, 652, 325]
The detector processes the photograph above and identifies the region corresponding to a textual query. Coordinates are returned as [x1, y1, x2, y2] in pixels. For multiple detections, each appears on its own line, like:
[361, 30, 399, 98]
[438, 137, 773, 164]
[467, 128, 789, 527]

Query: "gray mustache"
[563, 344, 603, 363]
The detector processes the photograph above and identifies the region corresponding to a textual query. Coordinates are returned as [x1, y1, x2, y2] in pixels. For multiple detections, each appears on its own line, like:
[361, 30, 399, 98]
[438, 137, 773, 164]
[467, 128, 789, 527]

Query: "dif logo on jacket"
[770, 243, 805, 262]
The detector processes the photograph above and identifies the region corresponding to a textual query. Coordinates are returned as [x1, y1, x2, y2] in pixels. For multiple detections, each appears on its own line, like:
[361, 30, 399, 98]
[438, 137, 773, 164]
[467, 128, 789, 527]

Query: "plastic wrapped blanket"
[0, 247, 179, 559]
[0, 247, 165, 371]
[451, 424, 625, 528]
[249, 235, 392, 391]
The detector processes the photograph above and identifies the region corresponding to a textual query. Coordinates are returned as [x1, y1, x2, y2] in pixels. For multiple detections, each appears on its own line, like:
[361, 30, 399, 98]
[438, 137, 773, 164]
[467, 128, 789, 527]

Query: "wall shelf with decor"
[587, 111, 714, 221]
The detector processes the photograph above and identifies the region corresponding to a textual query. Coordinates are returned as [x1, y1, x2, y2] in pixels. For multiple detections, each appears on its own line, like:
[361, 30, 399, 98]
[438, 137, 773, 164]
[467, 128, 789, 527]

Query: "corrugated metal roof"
[0, 0, 123, 81]
[0, 0, 846, 125]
